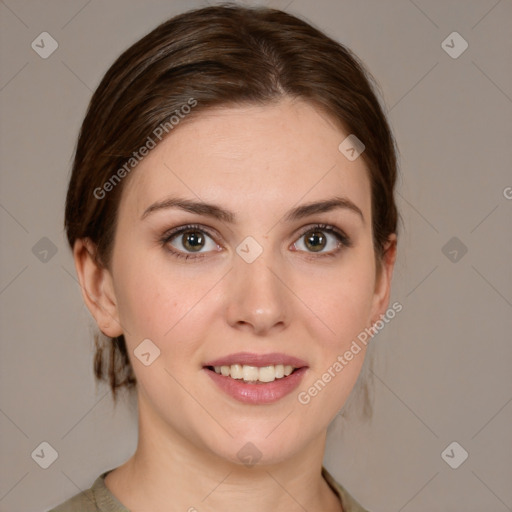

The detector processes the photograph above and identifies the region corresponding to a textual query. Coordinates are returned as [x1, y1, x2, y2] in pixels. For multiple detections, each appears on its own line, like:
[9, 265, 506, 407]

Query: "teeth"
[258, 366, 276, 383]
[230, 364, 243, 379]
[242, 365, 259, 382]
[212, 364, 297, 382]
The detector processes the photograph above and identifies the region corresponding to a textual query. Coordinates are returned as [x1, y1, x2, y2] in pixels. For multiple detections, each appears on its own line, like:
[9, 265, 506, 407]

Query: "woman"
[51, 4, 398, 511]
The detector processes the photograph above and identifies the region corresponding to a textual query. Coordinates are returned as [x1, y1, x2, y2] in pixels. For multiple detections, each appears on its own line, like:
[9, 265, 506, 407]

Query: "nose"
[225, 250, 290, 336]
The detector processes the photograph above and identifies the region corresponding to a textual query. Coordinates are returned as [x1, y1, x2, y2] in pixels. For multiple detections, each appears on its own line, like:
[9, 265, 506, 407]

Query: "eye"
[292, 224, 351, 255]
[162, 225, 221, 259]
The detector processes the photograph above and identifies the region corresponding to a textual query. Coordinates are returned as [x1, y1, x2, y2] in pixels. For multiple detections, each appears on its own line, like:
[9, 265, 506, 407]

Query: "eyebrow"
[141, 195, 364, 224]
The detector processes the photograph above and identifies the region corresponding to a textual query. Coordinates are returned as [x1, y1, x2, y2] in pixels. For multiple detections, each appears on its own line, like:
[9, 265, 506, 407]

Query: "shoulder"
[47, 486, 98, 512]
[322, 466, 372, 512]
[46, 471, 128, 512]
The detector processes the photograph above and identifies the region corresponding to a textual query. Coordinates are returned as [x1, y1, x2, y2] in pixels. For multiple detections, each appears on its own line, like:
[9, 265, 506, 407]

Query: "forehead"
[120, 98, 371, 221]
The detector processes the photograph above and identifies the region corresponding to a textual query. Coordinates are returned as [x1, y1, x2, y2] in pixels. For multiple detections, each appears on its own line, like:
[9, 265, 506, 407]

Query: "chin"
[201, 423, 312, 468]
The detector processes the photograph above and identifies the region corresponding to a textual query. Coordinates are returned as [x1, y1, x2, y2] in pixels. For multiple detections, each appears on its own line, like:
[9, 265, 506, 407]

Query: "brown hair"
[65, 3, 399, 399]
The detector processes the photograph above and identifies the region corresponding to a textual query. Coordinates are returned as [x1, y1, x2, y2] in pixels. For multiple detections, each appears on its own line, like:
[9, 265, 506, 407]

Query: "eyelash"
[159, 223, 352, 261]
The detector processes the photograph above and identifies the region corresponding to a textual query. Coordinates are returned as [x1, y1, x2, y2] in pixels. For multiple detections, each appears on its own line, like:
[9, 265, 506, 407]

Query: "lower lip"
[203, 367, 308, 405]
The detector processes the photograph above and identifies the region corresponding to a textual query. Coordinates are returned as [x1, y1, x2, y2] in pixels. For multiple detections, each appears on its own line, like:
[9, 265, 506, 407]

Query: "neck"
[105, 395, 342, 512]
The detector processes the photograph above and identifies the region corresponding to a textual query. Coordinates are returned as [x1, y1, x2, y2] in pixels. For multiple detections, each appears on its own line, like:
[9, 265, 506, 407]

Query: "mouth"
[204, 363, 300, 384]
[202, 352, 308, 404]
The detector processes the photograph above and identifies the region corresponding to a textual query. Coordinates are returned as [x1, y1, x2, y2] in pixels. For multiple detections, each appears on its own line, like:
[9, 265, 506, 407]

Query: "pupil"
[183, 231, 204, 251]
[305, 231, 326, 252]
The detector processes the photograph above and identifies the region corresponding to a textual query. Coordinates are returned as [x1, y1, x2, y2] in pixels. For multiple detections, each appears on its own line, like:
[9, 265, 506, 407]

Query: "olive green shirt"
[48, 466, 370, 511]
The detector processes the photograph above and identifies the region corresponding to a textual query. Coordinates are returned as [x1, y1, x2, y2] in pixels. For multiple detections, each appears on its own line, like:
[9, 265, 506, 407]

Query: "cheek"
[295, 263, 375, 420]
[113, 261, 172, 338]
[111, 250, 220, 355]
[300, 251, 376, 346]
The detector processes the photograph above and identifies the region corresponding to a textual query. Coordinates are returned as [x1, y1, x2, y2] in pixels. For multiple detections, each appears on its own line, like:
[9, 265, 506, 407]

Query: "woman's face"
[90, 98, 395, 465]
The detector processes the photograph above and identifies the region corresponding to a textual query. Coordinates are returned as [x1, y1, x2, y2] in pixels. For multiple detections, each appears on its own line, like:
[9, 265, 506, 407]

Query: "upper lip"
[203, 352, 308, 368]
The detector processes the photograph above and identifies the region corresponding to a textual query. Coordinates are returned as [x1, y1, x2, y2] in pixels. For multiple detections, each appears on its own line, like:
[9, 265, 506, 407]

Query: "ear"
[73, 238, 123, 338]
[370, 234, 397, 324]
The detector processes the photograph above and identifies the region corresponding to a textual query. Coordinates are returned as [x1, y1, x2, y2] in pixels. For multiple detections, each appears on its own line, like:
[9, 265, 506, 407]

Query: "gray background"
[1, 1, 511, 511]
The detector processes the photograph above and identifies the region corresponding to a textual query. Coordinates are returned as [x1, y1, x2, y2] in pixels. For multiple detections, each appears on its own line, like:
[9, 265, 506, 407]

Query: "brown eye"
[292, 225, 349, 255]
[304, 230, 326, 252]
[165, 226, 219, 256]
[181, 230, 205, 252]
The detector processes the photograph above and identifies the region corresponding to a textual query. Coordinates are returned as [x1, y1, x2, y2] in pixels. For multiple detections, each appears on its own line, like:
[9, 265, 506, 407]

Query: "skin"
[74, 97, 397, 512]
